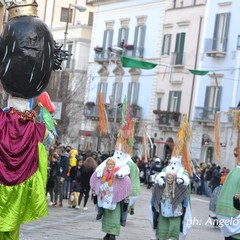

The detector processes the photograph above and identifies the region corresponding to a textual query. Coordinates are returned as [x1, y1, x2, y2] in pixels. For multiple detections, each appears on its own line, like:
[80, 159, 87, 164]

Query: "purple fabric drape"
[0, 109, 46, 186]
[90, 171, 131, 203]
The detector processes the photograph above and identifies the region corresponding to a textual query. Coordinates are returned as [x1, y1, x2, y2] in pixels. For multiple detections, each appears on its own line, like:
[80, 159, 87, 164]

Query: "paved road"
[20, 185, 223, 240]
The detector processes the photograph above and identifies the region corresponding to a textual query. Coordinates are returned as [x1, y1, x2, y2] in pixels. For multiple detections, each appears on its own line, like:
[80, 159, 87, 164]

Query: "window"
[102, 29, 114, 50]
[97, 82, 108, 102]
[157, 97, 161, 110]
[112, 82, 123, 105]
[133, 25, 146, 58]
[174, 32, 185, 64]
[88, 12, 94, 26]
[167, 91, 181, 112]
[65, 44, 73, 68]
[60, 8, 73, 23]
[204, 86, 222, 110]
[213, 13, 231, 52]
[127, 82, 140, 105]
[237, 35, 240, 50]
[118, 27, 129, 46]
[162, 34, 171, 55]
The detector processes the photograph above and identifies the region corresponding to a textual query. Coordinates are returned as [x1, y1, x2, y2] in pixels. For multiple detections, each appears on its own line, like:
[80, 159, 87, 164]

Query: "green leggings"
[0, 227, 20, 240]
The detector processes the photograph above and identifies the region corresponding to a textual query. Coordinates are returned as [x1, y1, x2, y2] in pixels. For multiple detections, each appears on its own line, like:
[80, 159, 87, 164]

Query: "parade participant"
[216, 112, 240, 240]
[91, 158, 131, 222]
[91, 117, 140, 240]
[153, 114, 192, 240]
[0, 1, 68, 239]
[79, 157, 97, 210]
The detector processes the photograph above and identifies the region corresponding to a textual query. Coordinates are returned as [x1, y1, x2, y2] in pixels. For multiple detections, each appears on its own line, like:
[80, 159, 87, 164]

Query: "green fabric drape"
[0, 142, 48, 235]
[120, 55, 157, 69]
[188, 69, 209, 75]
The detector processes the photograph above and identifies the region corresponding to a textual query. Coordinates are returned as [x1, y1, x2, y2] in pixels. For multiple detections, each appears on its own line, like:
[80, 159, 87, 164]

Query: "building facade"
[81, 0, 173, 155]
[37, 0, 93, 148]
[151, 0, 206, 160]
[193, 0, 240, 169]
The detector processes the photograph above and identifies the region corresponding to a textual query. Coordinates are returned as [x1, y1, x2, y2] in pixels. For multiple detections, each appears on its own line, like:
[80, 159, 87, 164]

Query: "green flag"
[120, 55, 157, 69]
[188, 69, 209, 75]
[42, 107, 55, 131]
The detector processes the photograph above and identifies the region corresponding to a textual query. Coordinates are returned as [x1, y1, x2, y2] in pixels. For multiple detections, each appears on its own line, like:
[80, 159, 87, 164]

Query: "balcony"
[153, 110, 181, 128]
[94, 45, 141, 62]
[171, 52, 185, 67]
[83, 103, 142, 120]
[204, 38, 227, 58]
[194, 106, 219, 122]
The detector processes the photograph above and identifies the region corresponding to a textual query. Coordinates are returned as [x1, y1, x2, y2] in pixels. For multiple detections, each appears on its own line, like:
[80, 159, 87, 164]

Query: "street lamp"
[64, 3, 87, 49]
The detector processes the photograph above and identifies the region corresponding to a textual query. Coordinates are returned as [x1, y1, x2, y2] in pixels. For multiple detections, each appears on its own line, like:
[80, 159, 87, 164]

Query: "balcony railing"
[83, 104, 142, 119]
[153, 110, 181, 127]
[94, 48, 136, 62]
[86, 0, 107, 4]
[204, 38, 227, 57]
[194, 106, 219, 121]
[171, 52, 185, 66]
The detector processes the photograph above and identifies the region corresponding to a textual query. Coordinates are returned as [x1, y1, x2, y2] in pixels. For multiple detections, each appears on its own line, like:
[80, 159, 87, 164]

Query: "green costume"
[0, 143, 48, 240]
[101, 160, 140, 236]
[216, 167, 240, 239]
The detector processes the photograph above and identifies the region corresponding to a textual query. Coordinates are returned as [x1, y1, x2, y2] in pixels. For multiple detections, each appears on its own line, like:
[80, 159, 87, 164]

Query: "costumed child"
[0, 1, 69, 239]
[95, 159, 121, 218]
[152, 114, 192, 240]
[90, 156, 131, 240]
[90, 116, 140, 240]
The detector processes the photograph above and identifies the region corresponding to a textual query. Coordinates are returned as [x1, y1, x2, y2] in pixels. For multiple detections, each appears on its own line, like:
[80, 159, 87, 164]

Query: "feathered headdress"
[115, 97, 136, 156]
[172, 114, 192, 176]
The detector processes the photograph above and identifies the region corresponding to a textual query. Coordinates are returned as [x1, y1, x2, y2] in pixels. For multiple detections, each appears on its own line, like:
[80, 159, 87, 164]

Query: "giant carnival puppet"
[0, 1, 68, 239]
[152, 114, 192, 240]
[90, 110, 140, 240]
[216, 111, 240, 240]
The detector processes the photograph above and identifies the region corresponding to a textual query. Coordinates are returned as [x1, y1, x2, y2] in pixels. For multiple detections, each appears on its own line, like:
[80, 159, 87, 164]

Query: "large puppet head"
[0, 0, 69, 98]
[167, 156, 182, 174]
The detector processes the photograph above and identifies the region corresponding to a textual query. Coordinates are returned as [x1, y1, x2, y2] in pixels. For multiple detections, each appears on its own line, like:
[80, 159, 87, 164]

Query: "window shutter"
[133, 26, 139, 56]
[88, 12, 94, 26]
[175, 33, 180, 52]
[176, 91, 182, 112]
[213, 14, 220, 51]
[162, 35, 166, 55]
[102, 30, 107, 50]
[132, 82, 140, 104]
[127, 82, 133, 103]
[204, 86, 211, 108]
[103, 83, 108, 102]
[223, 13, 231, 51]
[108, 30, 114, 48]
[157, 97, 161, 110]
[112, 82, 116, 99]
[177, 33, 185, 64]
[167, 91, 173, 110]
[139, 25, 146, 58]
[216, 86, 222, 110]
[96, 83, 101, 104]
[167, 34, 172, 55]
[66, 44, 73, 68]
[118, 28, 123, 46]
[179, 33, 185, 53]
[118, 82, 123, 103]
[125, 28, 129, 44]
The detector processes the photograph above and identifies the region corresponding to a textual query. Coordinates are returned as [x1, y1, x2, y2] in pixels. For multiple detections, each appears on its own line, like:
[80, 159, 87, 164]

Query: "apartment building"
[193, 0, 240, 169]
[81, 0, 173, 154]
[151, 0, 206, 159]
[36, 0, 93, 147]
